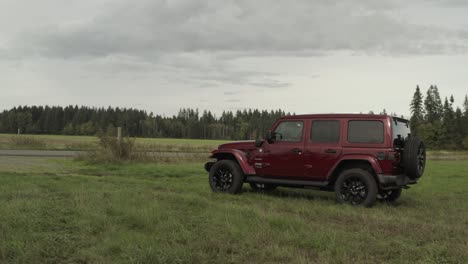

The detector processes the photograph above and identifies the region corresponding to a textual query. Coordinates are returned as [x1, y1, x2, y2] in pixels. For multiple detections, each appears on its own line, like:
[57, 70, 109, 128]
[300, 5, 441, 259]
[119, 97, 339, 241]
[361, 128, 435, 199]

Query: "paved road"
[0, 150, 83, 157]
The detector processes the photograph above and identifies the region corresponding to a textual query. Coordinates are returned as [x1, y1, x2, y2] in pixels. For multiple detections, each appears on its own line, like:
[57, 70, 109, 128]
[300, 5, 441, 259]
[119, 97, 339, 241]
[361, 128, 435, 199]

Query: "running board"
[245, 176, 329, 187]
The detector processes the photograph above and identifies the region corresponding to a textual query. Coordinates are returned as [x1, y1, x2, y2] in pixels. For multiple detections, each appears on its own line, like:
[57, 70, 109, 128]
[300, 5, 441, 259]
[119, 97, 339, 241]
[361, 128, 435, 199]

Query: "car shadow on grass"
[243, 187, 413, 208]
[244, 187, 336, 202]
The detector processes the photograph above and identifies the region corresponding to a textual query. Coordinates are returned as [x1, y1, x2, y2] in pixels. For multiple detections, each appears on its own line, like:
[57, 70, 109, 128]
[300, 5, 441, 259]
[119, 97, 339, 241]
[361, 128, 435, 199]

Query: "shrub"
[80, 129, 139, 163]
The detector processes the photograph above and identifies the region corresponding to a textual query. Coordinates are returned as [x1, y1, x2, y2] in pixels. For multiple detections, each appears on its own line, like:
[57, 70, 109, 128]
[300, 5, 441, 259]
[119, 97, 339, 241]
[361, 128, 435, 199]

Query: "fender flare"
[209, 149, 256, 175]
[327, 155, 383, 179]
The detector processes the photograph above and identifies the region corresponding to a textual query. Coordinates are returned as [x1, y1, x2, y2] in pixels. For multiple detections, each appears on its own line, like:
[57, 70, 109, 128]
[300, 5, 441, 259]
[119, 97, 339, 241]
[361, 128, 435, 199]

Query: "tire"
[249, 182, 277, 192]
[334, 168, 378, 207]
[378, 188, 402, 202]
[209, 160, 244, 194]
[403, 136, 426, 179]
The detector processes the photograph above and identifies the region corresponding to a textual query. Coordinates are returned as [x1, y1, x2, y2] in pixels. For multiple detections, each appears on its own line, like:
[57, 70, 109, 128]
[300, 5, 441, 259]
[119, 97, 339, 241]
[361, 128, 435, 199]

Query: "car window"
[392, 118, 411, 147]
[273, 121, 304, 142]
[311, 120, 340, 143]
[348, 121, 384, 144]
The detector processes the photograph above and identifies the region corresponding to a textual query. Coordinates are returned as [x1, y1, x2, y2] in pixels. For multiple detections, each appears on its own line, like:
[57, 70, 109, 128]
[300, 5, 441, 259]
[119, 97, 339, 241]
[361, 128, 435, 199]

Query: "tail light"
[388, 151, 400, 163]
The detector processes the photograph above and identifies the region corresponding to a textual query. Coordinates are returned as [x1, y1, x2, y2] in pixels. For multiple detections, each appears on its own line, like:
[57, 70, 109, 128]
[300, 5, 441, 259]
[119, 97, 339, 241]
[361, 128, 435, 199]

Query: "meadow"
[0, 156, 467, 263]
[1, 134, 468, 160]
[0, 134, 228, 153]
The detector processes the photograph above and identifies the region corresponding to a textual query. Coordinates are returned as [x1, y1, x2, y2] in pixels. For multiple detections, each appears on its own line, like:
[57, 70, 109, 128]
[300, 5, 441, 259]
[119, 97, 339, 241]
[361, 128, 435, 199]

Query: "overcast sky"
[1, 0, 467, 117]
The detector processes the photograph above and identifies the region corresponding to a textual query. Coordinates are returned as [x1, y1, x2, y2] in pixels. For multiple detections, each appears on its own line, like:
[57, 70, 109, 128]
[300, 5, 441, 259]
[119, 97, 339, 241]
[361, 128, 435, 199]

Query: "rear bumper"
[377, 174, 418, 190]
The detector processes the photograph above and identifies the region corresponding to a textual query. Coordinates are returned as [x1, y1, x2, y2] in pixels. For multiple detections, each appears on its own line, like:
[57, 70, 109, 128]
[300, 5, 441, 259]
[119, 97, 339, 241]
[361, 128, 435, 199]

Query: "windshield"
[392, 118, 411, 148]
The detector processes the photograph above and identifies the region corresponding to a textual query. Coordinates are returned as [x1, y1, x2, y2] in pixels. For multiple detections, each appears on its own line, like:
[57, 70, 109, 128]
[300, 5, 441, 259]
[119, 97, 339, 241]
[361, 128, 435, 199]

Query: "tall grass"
[8, 135, 47, 149]
[0, 160, 466, 263]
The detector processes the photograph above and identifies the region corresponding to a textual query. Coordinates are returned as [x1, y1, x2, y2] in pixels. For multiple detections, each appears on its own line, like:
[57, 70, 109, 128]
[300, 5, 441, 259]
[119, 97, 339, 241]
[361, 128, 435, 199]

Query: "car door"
[303, 119, 342, 181]
[261, 120, 305, 179]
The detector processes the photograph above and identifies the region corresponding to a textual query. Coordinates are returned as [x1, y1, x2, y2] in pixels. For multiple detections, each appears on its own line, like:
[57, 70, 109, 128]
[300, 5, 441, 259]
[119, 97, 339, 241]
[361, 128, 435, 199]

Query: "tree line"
[0, 106, 288, 140]
[1, 85, 467, 149]
[409, 85, 468, 149]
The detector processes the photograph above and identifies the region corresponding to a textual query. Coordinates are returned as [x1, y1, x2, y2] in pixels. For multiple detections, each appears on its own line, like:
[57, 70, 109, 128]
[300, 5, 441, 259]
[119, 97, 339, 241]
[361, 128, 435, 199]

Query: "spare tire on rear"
[403, 136, 426, 179]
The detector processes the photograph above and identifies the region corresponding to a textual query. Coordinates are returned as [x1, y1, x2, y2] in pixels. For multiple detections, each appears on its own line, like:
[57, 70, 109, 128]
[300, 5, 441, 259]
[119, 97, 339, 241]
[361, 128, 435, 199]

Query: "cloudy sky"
[1, 0, 467, 117]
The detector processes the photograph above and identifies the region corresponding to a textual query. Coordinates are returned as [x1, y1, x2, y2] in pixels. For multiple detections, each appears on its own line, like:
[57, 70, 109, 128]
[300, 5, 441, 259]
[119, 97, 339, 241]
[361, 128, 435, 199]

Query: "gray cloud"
[2, 0, 468, 117]
[249, 80, 291, 89]
[224, 91, 240, 95]
[8, 0, 468, 60]
[427, 0, 468, 7]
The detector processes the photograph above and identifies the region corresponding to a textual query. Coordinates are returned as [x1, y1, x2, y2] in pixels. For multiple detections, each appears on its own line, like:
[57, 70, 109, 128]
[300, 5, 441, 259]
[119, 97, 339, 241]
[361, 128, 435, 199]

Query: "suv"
[204, 114, 426, 207]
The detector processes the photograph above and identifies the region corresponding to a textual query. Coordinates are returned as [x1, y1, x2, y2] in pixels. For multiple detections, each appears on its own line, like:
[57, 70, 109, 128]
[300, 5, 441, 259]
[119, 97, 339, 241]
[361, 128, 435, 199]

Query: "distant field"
[0, 134, 229, 152]
[1, 134, 468, 160]
[0, 157, 466, 263]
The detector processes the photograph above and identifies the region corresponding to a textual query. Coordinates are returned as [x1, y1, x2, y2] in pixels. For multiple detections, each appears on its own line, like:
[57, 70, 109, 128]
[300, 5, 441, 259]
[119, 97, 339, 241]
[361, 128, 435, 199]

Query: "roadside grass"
[7, 135, 47, 149]
[0, 158, 467, 263]
[0, 134, 227, 152]
[3, 133, 468, 161]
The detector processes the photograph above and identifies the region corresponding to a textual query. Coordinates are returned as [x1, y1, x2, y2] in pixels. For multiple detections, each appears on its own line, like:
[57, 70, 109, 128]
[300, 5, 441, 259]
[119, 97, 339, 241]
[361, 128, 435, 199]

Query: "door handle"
[324, 149, 337, 154]
[291, 148, 302, 153]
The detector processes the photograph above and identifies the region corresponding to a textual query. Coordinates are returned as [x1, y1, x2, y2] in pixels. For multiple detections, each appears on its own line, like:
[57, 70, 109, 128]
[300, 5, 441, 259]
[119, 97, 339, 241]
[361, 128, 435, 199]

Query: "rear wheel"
[378, 188, 402, 202]
[249, 182, 277, 192]
[209, 160, 244, 194]
[335, 168, 378, 207]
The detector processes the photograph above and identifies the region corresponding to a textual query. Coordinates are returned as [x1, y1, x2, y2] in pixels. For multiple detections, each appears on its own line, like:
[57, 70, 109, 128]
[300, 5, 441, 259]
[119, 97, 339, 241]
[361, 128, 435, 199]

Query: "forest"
[0, 85, 467, 149]
[0, 105, 288, 141]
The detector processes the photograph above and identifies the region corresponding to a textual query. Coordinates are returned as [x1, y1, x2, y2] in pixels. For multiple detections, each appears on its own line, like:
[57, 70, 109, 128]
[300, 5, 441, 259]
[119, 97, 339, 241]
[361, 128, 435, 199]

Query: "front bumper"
[204, 162, 215, 172]
[377, 174, 418, 190]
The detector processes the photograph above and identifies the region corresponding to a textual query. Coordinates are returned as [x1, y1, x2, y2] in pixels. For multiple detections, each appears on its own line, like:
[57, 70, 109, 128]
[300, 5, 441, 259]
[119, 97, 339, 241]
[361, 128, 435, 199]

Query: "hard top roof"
[279, 113, 408, 121]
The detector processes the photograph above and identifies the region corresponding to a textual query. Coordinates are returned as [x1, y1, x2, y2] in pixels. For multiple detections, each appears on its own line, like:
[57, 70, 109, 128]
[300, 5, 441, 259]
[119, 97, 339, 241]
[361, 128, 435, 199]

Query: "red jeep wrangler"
[205, 114, 426, 207]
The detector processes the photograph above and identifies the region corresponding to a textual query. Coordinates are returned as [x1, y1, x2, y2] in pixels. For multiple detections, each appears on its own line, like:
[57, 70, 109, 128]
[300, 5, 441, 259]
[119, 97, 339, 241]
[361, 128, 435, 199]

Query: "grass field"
[0, 157, 467, 263]
[0, 134, 228, 153]
[2, 134, 468, 161]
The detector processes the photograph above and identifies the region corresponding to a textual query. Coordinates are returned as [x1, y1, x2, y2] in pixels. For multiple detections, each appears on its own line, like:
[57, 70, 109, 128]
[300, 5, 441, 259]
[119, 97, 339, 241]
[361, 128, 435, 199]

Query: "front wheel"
[209, 160, 244, 194]
[334, 169, 378, 207]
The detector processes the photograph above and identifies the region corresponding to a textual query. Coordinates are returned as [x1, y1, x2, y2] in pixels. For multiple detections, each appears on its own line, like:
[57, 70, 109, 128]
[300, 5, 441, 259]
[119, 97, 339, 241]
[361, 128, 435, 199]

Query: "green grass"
[0, 158, 467, 263]
[0, 134, 228, 152]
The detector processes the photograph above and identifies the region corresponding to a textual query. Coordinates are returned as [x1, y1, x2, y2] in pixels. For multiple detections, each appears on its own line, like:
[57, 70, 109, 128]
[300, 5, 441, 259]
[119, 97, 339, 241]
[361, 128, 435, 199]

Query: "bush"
[9, 136, 47, 149]
[78, 129, 209, 164]
[80, 129, 140, 163]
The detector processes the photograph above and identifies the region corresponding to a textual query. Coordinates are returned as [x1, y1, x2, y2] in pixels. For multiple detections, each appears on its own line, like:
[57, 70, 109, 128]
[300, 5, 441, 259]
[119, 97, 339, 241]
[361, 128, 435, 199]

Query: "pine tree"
[424, 85, 443, 123]
[454, 107, 464, 148]
[410, 85, 424, 134]
[463, 95, 468, 148]
[441, 97, 455, 148]
[464, 95, 468, 116]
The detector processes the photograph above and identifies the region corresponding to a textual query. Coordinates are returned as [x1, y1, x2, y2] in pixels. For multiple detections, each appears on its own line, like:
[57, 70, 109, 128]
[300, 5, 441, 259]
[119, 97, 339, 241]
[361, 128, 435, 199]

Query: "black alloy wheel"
[416, 144, 426, 176]
[334, 168, 378, 207]
[208, 160, 244, 194]
[212, 167, 234, 191]
[403, 136, 426, 179]
[340, 177, 368, 205]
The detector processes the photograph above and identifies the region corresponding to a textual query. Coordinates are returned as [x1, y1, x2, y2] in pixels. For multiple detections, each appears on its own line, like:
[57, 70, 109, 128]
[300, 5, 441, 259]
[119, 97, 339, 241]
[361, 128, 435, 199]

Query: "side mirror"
[255, 139, 264, 147]
[266, 130, 274, 144]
